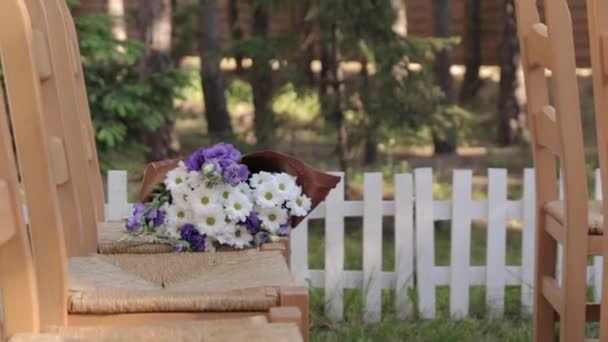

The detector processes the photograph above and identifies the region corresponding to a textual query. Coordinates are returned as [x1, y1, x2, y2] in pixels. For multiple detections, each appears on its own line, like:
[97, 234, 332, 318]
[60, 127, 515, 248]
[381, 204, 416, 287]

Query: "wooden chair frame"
[515, 0, 596, 340]
[586, 0, 608, 341]
[0, 1, 308, 341]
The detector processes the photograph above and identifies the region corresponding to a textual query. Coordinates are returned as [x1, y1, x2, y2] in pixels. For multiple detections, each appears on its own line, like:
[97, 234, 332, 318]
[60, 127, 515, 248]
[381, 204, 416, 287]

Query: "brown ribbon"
[138, 151, 341, 228]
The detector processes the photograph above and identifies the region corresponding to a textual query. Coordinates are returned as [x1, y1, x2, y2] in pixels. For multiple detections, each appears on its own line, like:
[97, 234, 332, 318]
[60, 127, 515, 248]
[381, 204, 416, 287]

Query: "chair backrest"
[54, 0, 106, 223]
[586, 0, 608, 221]
[19, 0, 100, 256]
[0, 84, 40, 338]
[515, 0, 590, 236]
[0, 0, 69, 329]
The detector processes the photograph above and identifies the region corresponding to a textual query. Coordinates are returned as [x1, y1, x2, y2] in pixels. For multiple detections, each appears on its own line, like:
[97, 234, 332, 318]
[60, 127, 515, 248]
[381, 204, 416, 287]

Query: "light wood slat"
[525, 23, 553, 69]
[542, 276, 563, 314]
[0, 180, 16, 245]
[601, 33, 608, 77]
[324, 172, 345, 321]
[486, 169, 508, 318]
[394, 173, 414, 319]
[48, 137, 69, 185]
[415, 168, 436, 319]
[32, 29, 52, 80]
[449, 170, 473, 319]
[363, 173, 383, 323]
[534, 106, 562, 157]
[290, 218, 309, 286]
[520, 169, 536, 313]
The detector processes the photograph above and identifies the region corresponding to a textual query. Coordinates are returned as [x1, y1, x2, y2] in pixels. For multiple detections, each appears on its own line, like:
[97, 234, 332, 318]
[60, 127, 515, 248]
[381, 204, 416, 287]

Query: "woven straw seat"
[9, 317, 302, 342]
[68, 251, 295, 314]
[544, 200, 604, 234]
[97, 221, 175, 254]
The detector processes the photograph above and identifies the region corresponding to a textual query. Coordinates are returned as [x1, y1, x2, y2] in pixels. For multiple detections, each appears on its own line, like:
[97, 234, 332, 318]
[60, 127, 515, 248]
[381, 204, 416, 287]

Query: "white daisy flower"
[255, 181, 286, 208]
[232, 226, 253, 249]
[195, 204, 226, 235]
[225, 191, 253, 222]
[186, 170, 203, 190]
[164, 166, 189, 192]
[171, 187, 192, 208]
[274, 173, 298, 200]
[190, 186, 221, 215]
[234, 182, 252, 195]
[249, 171, 274, 188]
[286, 194, 312, 217]
[164, 204, 192, 227]
[259, 207, 289, 234]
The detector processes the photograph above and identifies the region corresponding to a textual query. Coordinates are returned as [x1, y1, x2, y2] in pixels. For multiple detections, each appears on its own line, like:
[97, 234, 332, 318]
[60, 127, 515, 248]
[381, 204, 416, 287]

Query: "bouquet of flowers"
[123, 143, 339, 252]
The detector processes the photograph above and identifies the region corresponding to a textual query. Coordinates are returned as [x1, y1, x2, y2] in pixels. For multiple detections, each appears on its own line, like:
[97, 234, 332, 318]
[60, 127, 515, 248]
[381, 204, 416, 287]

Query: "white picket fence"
[104, 168, 605, 323]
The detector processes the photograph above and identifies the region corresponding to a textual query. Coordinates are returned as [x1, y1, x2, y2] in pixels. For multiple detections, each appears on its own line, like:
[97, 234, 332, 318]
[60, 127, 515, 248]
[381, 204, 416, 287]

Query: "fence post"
[325, 172, 345, 321]
[394, 173, 414, 319]
[363, 173, 383, 323]
[486, 169, 508, 318]
[290, 218, 309, 286]
[415, 168, 436, 319]
[450, 170, 473, 319]
[521, 169, 536, 313]
[107, 170, 128, 220]
[593, 168, 603, 302]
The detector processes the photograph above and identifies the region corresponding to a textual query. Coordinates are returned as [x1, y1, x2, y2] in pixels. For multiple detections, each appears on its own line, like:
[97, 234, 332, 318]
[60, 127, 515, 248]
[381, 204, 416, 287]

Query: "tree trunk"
[432, 0, 457, 154]
[361, 58, 377, 165]
[497, 0, 523, 146]
[329, 24, 349, 175]
[137, 0, 180, 162]
[251, 5, 275, 148]
[459, 0, 482, 105]
[199, 0, 233, 136]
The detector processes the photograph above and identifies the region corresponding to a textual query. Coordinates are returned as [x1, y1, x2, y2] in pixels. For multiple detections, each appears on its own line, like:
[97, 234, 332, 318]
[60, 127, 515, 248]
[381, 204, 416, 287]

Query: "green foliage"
[316, 0, 471, 153]
[73, 13, 188, 163]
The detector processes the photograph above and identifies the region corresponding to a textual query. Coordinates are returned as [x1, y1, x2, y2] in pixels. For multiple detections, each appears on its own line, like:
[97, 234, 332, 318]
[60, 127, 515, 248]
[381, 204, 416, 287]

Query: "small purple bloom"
[146, 207, 166, 228]
[202, 159, 222, 176]
[184, 148, 205, 171]
[201, 143, 241, 162]
[222, 162, 250, 186]
[243, 212, 261, 235]
[126, 203, 147, 231]
[277, 218, 292, 237]
[254, 231, 271, 245]
[180, 224, 206, 252]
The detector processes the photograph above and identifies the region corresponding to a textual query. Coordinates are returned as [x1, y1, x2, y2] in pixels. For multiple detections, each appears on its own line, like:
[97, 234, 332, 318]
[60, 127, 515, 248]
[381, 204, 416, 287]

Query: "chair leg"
[559, 239, 588, 341]
[280, 286, 309, 342]
[599, 256, 608, 342]
[534, 218, 558, 342]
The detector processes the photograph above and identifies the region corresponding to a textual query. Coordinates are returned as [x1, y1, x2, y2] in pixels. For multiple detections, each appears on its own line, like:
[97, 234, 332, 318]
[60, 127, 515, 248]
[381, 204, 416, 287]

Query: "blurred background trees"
[69, 0, 540, 178]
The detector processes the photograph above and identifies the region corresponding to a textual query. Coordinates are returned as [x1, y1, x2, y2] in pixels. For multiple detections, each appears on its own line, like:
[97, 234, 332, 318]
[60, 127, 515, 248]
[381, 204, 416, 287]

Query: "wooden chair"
[0, 1, 309, 341]
[586, 0, 608, 341]
[515, 0, 601, 340]
[24, 0, 293, 259]
[0, 54, 302, 342]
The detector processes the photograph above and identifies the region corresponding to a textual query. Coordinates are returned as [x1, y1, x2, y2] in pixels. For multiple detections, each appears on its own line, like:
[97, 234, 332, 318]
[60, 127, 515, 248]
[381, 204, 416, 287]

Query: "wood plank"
[106, 170, 128, 220]
[486, 169, 508, 318]
[324, 172, 345, 321]
[449, 170, 473, 318]
[394, 173, 414, 319]
[363, 173, 383, 323]
[415, 168, 436, 318]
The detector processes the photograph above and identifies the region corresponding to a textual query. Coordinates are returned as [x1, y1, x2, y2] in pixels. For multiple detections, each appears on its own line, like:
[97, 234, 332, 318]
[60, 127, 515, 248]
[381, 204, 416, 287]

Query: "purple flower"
[201, 143, 241, 162]
[146, 207, 166, 228]
[202, 159, 222, 177]
[242, 212, 261, 235]
[254, 231, 271, 246]
[222, 161, 250, 186]
[277, 218, 292, 236]
[126, 203, 147, 231]
[180, 224, 206, 252]
[184, 148, 205, 171]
